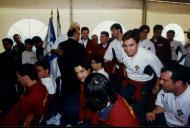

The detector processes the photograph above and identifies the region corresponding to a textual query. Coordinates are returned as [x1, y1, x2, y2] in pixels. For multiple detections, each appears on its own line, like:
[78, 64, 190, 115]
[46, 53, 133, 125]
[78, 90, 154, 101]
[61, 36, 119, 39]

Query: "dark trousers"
[147, 113, 167, 126]
[60, 93, 80, 126]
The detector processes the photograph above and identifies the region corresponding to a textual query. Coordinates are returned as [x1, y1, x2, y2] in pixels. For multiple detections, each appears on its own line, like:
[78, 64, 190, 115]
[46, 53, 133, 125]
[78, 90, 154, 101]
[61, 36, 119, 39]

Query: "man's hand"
[146, 112, 156, 122]
[53, 48, 63, 56]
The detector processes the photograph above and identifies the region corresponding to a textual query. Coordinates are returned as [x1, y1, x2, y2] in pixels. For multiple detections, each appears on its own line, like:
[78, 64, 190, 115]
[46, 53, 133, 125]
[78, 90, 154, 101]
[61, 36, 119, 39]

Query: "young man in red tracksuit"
[74, 60, 95, 124]
[0, 64, 48, 126]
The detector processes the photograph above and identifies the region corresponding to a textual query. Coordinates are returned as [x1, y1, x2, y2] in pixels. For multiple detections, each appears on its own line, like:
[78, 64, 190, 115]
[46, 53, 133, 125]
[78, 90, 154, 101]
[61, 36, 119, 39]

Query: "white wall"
[0, 0, 190, 52]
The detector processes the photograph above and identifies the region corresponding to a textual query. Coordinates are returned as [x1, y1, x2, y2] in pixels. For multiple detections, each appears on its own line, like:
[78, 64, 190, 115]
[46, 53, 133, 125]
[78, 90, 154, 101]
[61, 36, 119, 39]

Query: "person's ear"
[45, 69, 49, 75]
[175, 80, 183, 87]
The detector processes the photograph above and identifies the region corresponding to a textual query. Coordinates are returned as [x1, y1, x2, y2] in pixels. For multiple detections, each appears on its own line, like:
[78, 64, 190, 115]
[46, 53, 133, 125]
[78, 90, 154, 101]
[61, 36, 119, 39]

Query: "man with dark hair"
[2, 38, 13, 51]
[74, 59, 91, 83]
[0, 64, 48, 126]
[91, 55, 109, 79]
[166, 30, 186, 64]
[84, 73, 140, 127]
[91, 34, 98, 44]
[104, 23, 124, 94]
[139, 25, 155, 53]
[121, 29, 163, 125]
[32, 36, 44, 62]
[150, 24, 171, 66]
[35, 60, 56, 95]
[1, 38, 14, 59]
[0, 38, 18, 116]
[73, 59, 92, 125]
[104, 23, 123, 64]
[96, 31, 110, 58]
[22, 38, 36, 64]
[12, 34, 26, 65]
[35, 60, 59, 125]
[146, 64, 190, 126]
[79, 27, 97, 63]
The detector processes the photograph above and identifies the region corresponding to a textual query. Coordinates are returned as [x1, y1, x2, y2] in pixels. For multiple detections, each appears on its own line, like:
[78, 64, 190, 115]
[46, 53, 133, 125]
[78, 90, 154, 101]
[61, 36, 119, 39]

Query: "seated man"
[146, 64, 190, 126]
[0, 64, 48, 126]
[84, 73, 140, 127]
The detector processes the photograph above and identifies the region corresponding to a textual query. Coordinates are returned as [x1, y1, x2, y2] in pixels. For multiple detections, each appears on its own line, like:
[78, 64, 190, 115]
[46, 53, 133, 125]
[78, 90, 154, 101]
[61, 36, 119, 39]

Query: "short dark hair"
[81, 27, 89, 33]
[167, 30, 175, 36]
[35, 60, 50, 71]
[73, 59, 91, 70]
[2, 38, 13, 45]
[84, 73, 117, 111]
[91, 55, 105, 67]
[122, 29, 140, 44]
[67, 28, 79, 37]
[139, 25, 150, 33]
[153, 24, 163, 32]
[110, 23, 123, 33]
[13, 34, 21, 39]
[100, 31, 109, 37]
[161, 64, 190, 84]
[32, 36, 42, 43]
[16, 64, 39, 80]
[24, 38, 33, 45]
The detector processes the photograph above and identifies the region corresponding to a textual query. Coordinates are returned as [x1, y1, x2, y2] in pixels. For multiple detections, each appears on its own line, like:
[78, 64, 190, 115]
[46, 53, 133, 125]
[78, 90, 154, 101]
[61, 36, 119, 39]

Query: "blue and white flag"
[44, 10, 61, 79]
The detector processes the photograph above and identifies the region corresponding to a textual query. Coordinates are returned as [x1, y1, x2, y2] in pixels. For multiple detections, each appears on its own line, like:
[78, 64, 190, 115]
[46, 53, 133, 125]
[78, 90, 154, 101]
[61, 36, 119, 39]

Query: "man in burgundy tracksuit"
[0, 64, 48, 126]
[79, 27, 97, 63]
[96, 31, 110, 58]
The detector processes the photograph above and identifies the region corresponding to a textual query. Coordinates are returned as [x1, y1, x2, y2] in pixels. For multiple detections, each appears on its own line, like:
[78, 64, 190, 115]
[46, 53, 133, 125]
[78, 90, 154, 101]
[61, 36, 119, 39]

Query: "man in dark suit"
[55, 27, 85, 126]
[0, 38, 18, 116]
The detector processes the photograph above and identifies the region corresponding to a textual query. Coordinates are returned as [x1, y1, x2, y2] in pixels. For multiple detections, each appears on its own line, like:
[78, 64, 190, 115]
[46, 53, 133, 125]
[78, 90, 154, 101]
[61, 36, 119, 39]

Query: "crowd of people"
[0, 22, 190, 127]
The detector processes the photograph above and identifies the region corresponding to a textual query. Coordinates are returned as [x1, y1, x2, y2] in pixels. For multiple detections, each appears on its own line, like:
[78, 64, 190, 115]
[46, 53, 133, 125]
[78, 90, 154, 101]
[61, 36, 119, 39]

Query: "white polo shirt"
[104, 39, 123, 63]
[41, 76, 57, 95]
[138, 39, 155, 54]
[156, 86, 190, 126]
[122, 47, 163, 82]
[171, 40, 186, 60]
[22, 50, 36, 64]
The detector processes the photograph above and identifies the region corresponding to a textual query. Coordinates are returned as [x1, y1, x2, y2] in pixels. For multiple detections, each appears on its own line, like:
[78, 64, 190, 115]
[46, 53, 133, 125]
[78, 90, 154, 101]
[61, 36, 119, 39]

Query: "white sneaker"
[46, 113, 61, 126]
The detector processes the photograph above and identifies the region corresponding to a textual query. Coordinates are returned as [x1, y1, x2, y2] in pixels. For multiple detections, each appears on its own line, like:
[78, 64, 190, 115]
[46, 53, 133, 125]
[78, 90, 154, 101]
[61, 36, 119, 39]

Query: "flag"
[57, 9, 62, 38]
[44, 10, 61, 79]
[45, 10, 56, 44]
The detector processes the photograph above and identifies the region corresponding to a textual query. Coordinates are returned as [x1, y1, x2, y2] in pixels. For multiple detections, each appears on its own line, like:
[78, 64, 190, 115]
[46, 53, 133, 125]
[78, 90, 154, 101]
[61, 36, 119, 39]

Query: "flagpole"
[70, 0, 73, 24]
[51, 9, 53, 18]
[57, 8, 62, 37]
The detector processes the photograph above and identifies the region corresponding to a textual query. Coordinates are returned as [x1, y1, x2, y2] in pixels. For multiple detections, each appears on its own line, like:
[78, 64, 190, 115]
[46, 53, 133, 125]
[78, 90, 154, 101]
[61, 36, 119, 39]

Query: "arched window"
[7, 19, 48, 43]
